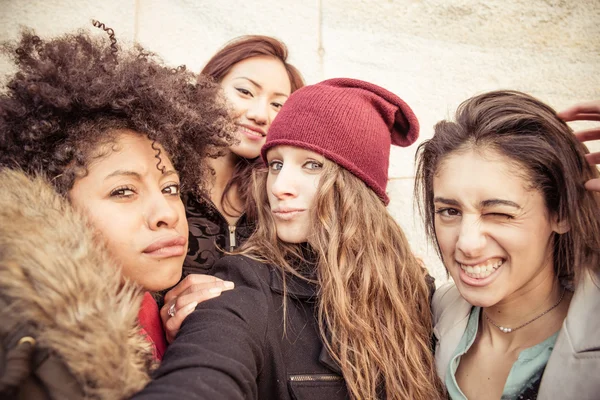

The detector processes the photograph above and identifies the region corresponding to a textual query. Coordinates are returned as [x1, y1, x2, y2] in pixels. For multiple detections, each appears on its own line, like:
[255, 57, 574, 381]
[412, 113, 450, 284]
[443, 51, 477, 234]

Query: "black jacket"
[183, 194, 254, 277]
[132, 255, 349, 400]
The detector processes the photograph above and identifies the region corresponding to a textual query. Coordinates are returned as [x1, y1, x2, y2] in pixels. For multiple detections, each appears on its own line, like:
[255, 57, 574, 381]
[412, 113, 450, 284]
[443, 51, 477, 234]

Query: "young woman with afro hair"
[0, 21, 235, 399]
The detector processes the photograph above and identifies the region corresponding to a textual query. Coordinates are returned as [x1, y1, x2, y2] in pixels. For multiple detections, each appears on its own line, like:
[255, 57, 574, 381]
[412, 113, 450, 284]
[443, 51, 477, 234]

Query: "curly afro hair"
[0, 21, 235, 197]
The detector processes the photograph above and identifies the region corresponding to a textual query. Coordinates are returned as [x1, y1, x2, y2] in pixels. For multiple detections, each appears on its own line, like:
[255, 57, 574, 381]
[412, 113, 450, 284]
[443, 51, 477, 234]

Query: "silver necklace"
[483, 288, 566, 334]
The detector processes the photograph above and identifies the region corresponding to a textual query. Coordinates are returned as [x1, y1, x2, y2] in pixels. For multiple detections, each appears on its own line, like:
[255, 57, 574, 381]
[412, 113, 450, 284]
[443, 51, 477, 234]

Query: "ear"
[552, 215, 570, 235]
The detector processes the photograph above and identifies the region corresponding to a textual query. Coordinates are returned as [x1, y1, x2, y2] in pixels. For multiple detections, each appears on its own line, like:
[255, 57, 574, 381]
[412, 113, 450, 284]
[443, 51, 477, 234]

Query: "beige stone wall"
[1, 0, 598, 284]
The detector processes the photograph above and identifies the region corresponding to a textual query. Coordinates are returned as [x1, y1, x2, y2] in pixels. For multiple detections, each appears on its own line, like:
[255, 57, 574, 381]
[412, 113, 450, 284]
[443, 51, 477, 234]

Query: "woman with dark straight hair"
[415, 90, 600, 399]
[162, 35, 305, 341]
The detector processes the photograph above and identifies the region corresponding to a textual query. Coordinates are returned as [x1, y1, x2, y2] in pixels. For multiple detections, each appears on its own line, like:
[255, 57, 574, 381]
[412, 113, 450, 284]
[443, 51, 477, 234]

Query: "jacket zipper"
[228, 225, 236, 251]
[204, 198, 243, 252]
[289, 374, 342, 382]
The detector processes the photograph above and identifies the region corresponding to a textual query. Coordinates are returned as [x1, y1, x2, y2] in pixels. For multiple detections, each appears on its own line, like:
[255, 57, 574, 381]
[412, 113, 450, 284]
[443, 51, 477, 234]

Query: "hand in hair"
[558, 100, 600, 192]
[160, 274, 235, 343]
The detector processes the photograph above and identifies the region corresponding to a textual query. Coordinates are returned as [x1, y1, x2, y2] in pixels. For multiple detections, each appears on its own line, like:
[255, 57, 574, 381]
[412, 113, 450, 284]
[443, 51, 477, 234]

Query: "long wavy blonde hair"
[240, 160, 444, 400]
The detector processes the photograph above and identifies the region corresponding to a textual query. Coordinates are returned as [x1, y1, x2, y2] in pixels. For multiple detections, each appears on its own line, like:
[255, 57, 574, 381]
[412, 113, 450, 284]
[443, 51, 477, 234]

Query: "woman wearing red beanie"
[133, 78, 444, 400]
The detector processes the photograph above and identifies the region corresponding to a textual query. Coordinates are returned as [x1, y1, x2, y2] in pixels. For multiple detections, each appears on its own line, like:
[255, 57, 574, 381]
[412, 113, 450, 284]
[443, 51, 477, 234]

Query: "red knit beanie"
[261, 78, 419, 205]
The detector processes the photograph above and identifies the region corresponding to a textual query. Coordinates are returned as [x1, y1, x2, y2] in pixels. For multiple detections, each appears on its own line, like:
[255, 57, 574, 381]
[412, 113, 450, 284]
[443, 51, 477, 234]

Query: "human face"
[69, 131, 188, 292]
[432, 149, 564, 307]
[220, 56, 291, 159]
[266, 146, 324, 243]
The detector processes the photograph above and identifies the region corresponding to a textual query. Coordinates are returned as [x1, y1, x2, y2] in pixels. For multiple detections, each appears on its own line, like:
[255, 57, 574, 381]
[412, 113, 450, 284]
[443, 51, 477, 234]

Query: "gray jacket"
[432, 269, 600, 400]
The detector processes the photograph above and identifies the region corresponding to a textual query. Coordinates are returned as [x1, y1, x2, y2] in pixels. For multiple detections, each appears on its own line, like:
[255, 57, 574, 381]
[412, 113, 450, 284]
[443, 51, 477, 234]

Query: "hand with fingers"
[558, 100, 600, 192]
[160, 274, 235, 343]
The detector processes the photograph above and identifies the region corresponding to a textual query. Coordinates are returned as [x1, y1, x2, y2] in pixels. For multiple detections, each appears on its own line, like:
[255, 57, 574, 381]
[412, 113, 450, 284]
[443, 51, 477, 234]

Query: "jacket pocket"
[288, 374, 348, 400]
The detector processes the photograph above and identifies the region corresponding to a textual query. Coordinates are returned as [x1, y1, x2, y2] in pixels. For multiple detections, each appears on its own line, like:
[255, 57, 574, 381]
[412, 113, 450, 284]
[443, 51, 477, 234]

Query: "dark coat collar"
[268, 266, 342, 375]
[269, 268, 316, 300]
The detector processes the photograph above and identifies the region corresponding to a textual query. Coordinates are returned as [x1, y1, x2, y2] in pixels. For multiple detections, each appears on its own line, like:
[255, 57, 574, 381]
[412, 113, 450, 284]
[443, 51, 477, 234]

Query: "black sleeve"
[131, 256, 271, 400]
[425, 271, 436, 305]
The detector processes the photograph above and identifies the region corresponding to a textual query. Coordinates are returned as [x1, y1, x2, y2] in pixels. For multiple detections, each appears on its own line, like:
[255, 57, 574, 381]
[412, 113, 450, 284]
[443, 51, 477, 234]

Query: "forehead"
[87, 130, 174, 172]
[266, 145, 324, 160]
[223, 56, 291, 93]
[433, 149, 534, 199]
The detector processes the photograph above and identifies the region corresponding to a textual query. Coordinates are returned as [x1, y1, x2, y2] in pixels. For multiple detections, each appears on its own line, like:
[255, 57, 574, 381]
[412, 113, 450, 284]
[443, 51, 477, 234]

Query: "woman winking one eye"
[417, 90, 600, 400]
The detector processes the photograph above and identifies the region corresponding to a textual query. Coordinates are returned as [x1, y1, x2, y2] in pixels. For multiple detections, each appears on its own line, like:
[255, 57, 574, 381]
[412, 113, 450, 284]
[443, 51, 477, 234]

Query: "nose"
[147, 192, 180, 230]
[270, 166, 298, 200]
[456, 216, 486, 259]
[245, 97, 268, 126]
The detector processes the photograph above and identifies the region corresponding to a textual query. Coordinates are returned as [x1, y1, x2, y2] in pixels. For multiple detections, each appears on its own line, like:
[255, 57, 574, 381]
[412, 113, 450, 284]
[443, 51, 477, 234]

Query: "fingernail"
[209, 287, 223, 294]
[184, 302, 198, 313]
[223, 281, 235, 289]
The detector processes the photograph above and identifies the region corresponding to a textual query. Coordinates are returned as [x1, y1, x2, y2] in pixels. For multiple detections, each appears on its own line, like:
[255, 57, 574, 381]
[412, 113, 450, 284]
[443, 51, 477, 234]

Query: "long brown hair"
[415, 90, 600, 283]
[201, 35, 305, 217]
[241, 161, 444, 400]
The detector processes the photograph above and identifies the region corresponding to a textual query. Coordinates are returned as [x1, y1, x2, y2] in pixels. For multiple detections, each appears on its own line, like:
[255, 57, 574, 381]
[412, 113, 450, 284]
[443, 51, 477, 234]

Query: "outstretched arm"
[132, 257, 270, 400]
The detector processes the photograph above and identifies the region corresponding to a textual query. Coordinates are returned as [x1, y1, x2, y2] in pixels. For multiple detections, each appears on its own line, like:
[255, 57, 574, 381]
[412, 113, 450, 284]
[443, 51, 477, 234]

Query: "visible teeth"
[459, 260, 504, 279]
[240, 127, 262, 137]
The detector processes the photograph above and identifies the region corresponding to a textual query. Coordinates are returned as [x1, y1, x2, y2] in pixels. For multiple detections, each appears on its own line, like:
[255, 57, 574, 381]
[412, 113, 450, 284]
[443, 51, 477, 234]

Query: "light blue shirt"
[446, 307, 558, 400]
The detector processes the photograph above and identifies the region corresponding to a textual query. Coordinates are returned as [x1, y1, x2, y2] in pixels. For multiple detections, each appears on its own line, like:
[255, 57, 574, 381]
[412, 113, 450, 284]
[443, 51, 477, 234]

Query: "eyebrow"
[480, 199, 522, 209]
[433, 197, 521, 209]
[104, 169, 179, 180]
[234, 76, 289, 98]
[433, 197, 460, 206]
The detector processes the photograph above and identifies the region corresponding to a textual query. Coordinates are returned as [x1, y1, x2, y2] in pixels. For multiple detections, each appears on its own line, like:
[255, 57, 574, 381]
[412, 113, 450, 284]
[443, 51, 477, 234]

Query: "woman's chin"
[455, 283, 502, 308]
[129, 268, 182, 293]
[230, 140, 264, 160]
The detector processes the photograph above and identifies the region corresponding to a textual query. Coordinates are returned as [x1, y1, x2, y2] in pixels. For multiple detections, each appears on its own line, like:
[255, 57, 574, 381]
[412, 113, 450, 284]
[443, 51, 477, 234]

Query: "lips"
[143, 236, 187, 258]
[457, 258, 505, 287]
[272, 208, 305, 221]
[238, 124, 266, 139]
[459, 258, 504, 279]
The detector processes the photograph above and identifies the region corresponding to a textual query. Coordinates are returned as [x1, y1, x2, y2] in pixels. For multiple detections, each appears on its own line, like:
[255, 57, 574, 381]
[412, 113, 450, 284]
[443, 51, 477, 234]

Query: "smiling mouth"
[459, 259, 504, 279]
[238, 125, 265, 138]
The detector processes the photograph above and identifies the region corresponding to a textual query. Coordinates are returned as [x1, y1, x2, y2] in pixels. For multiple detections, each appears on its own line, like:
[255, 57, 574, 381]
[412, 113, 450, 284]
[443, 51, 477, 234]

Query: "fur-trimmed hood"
[0, 169, 154, 399]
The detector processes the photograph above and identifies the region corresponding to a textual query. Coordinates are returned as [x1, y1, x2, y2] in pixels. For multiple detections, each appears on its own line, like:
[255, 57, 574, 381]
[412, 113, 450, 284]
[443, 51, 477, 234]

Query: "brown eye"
[162, 184, 180, 195]
[236, 88, 253, 97]
[110, 187, 135, 198]
[435, 208, 460, 217]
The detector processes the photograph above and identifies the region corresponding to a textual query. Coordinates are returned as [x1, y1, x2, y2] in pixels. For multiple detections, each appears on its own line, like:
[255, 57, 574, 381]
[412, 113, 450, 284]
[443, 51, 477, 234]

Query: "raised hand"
[558, 100, 600, 192]
[160, 274, 234, 343]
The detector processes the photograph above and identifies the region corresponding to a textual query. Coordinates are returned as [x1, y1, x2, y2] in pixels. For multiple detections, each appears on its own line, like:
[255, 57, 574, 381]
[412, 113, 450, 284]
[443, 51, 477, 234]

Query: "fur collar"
[0, 169, 154, 399]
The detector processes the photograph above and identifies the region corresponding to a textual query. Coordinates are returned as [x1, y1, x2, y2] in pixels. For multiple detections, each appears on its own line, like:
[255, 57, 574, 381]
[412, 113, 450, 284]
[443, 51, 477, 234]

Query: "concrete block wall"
[1, 0, 598, 285]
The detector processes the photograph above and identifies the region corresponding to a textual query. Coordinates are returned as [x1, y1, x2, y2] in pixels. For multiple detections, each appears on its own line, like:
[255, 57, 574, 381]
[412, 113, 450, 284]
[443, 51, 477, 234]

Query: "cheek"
[175, 201, 188, 234]
[266, 177, 275, 202]
[84, 204, 137, 253]
[222, 92, 246, 118]
[500, 225, 553, 264]
[434, 222, 458, 259]
[96, 217, 132, 250]
[267, 109, 279, 126]
[305, 176, 320, 206]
